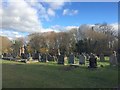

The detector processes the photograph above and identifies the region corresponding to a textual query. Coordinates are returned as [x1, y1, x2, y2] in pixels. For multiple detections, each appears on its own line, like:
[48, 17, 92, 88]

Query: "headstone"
[109, 51, 118, 66]
[41, 53, 47, 62]
[68, 53, 74, 64]
[20, 45, 28, 59]
[3, 53, 7, 57]
[88, 53, 97, 68]
[21, 53, 25, 59]
[58, 54, 64, 64]
[27, 53, 31, 61]
[85, 54, 90, 61]
[32, 51, 39, 60]
[79, 53, 85, 65]
[94, 55, 97, 67]
[100, 53, 105, 62]
[38, 53, 41, 61]
[47, 54, 51, 61]
[35, 53, 39, 60]
[64, 55, 68, 65]
[47, 54, 54, 61]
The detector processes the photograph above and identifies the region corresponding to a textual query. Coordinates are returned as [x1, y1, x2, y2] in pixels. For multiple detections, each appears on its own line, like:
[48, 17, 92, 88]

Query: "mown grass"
[1, 58, 118, 88]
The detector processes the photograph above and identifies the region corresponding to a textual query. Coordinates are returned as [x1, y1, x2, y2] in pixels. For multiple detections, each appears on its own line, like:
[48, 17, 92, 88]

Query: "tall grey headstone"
[68, 53, 74, 64]
[109, 51, 118, 66]
[58, 54, 64, 64]
[79, 54, 85, 65]
[100, 53, 105, 62]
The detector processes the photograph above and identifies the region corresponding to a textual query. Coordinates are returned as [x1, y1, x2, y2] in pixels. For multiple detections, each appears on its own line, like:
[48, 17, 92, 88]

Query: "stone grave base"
[70, 64, 80, 68]
[26, 60, 39, 63]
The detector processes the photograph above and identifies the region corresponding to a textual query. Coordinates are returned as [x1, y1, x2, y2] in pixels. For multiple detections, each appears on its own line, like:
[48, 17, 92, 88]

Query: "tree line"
[2, 23, 118, 57]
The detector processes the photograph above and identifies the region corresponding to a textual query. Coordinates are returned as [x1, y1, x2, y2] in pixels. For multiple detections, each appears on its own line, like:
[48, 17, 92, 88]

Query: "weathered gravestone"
[41, 53, 47, 62]
[109, 51, 118, 66]
[47, 54, 51, 61]
[85, 54, 90, 61]
[100, 53, 105, 62]
[32, 51, 39, 60]
[20, 45, 27, 59]
[58, 54, 64, 64]
[27, 53, 32, 61]
[3, 53, 7, 57]
[20, 45, 35, 63]
[68, 53, 74, 64]
[88, 53, 97, 68]
[32, 52, 35, 60]
[38, 53, 41, 61]
[79, 53, 85, 65]
[47, 54, 54, 61]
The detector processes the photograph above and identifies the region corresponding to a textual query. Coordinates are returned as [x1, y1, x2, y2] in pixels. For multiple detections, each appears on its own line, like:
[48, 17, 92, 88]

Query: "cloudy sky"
[0, 0, 118, 40]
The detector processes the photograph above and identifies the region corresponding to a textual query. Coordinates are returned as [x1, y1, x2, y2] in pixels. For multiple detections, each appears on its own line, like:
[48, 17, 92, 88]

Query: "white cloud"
[46, 1, 65, 10]
[41, 28, 60, 33]
[41, 25, 78, 32]
[1, 0, 66, 34]
[0, 0, 66, 39]
[47, 8, 55, 17]
[25, 0, 50, 21]
[65, 26, 79, 30]
[63, 9, 78, 16]
[1, 0, 42, 33]
[12, 32, 19, 35]
[0, 30, 27, 40]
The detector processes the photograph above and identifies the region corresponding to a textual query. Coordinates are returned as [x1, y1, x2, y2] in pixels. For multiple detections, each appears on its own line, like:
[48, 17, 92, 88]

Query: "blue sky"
[0, 0, 118, 40]
[43, 2, 118, 28]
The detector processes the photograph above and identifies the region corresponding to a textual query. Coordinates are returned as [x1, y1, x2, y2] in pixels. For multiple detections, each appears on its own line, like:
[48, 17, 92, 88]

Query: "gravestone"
[47, 54, 54, 61]
[68, 53, 74, 64]
[47, 54, 51, 61]
[27, 53, 32, 61]
[38, 53, 41, 61]
[3, 53, 7, 57]
[88, 53, 97, 68]
[32, 51, 39, 60]
[32, 52, 35, 60]
[35, 52, 39, 60]
[109, 51, 118, 66]
[20, 45, 28, 60]
[94, 54, 97, 67]
[41, 53, 47, 62]
[0, 54, 3, 59]
[79, 54, 85, 65]
[58, 54, 64, 64]
[100, 53, 105, 62]
[85, 54, 90, 61]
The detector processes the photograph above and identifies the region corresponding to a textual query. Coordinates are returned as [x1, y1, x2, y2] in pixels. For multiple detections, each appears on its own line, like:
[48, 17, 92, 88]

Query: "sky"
[0, 0, 118, 40]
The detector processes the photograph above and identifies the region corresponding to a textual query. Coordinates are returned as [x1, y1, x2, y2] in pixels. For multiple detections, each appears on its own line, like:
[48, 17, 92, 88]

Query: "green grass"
[1, 58, 118, 88]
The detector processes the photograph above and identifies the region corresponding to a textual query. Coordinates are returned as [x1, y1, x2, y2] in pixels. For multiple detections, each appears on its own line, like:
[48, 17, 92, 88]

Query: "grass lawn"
[1, 57, 118, 88]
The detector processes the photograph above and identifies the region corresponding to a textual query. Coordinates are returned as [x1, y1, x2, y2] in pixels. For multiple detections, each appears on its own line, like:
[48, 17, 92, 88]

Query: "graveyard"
[1, 1, 119, 89]
[1, 56, 118, 88]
